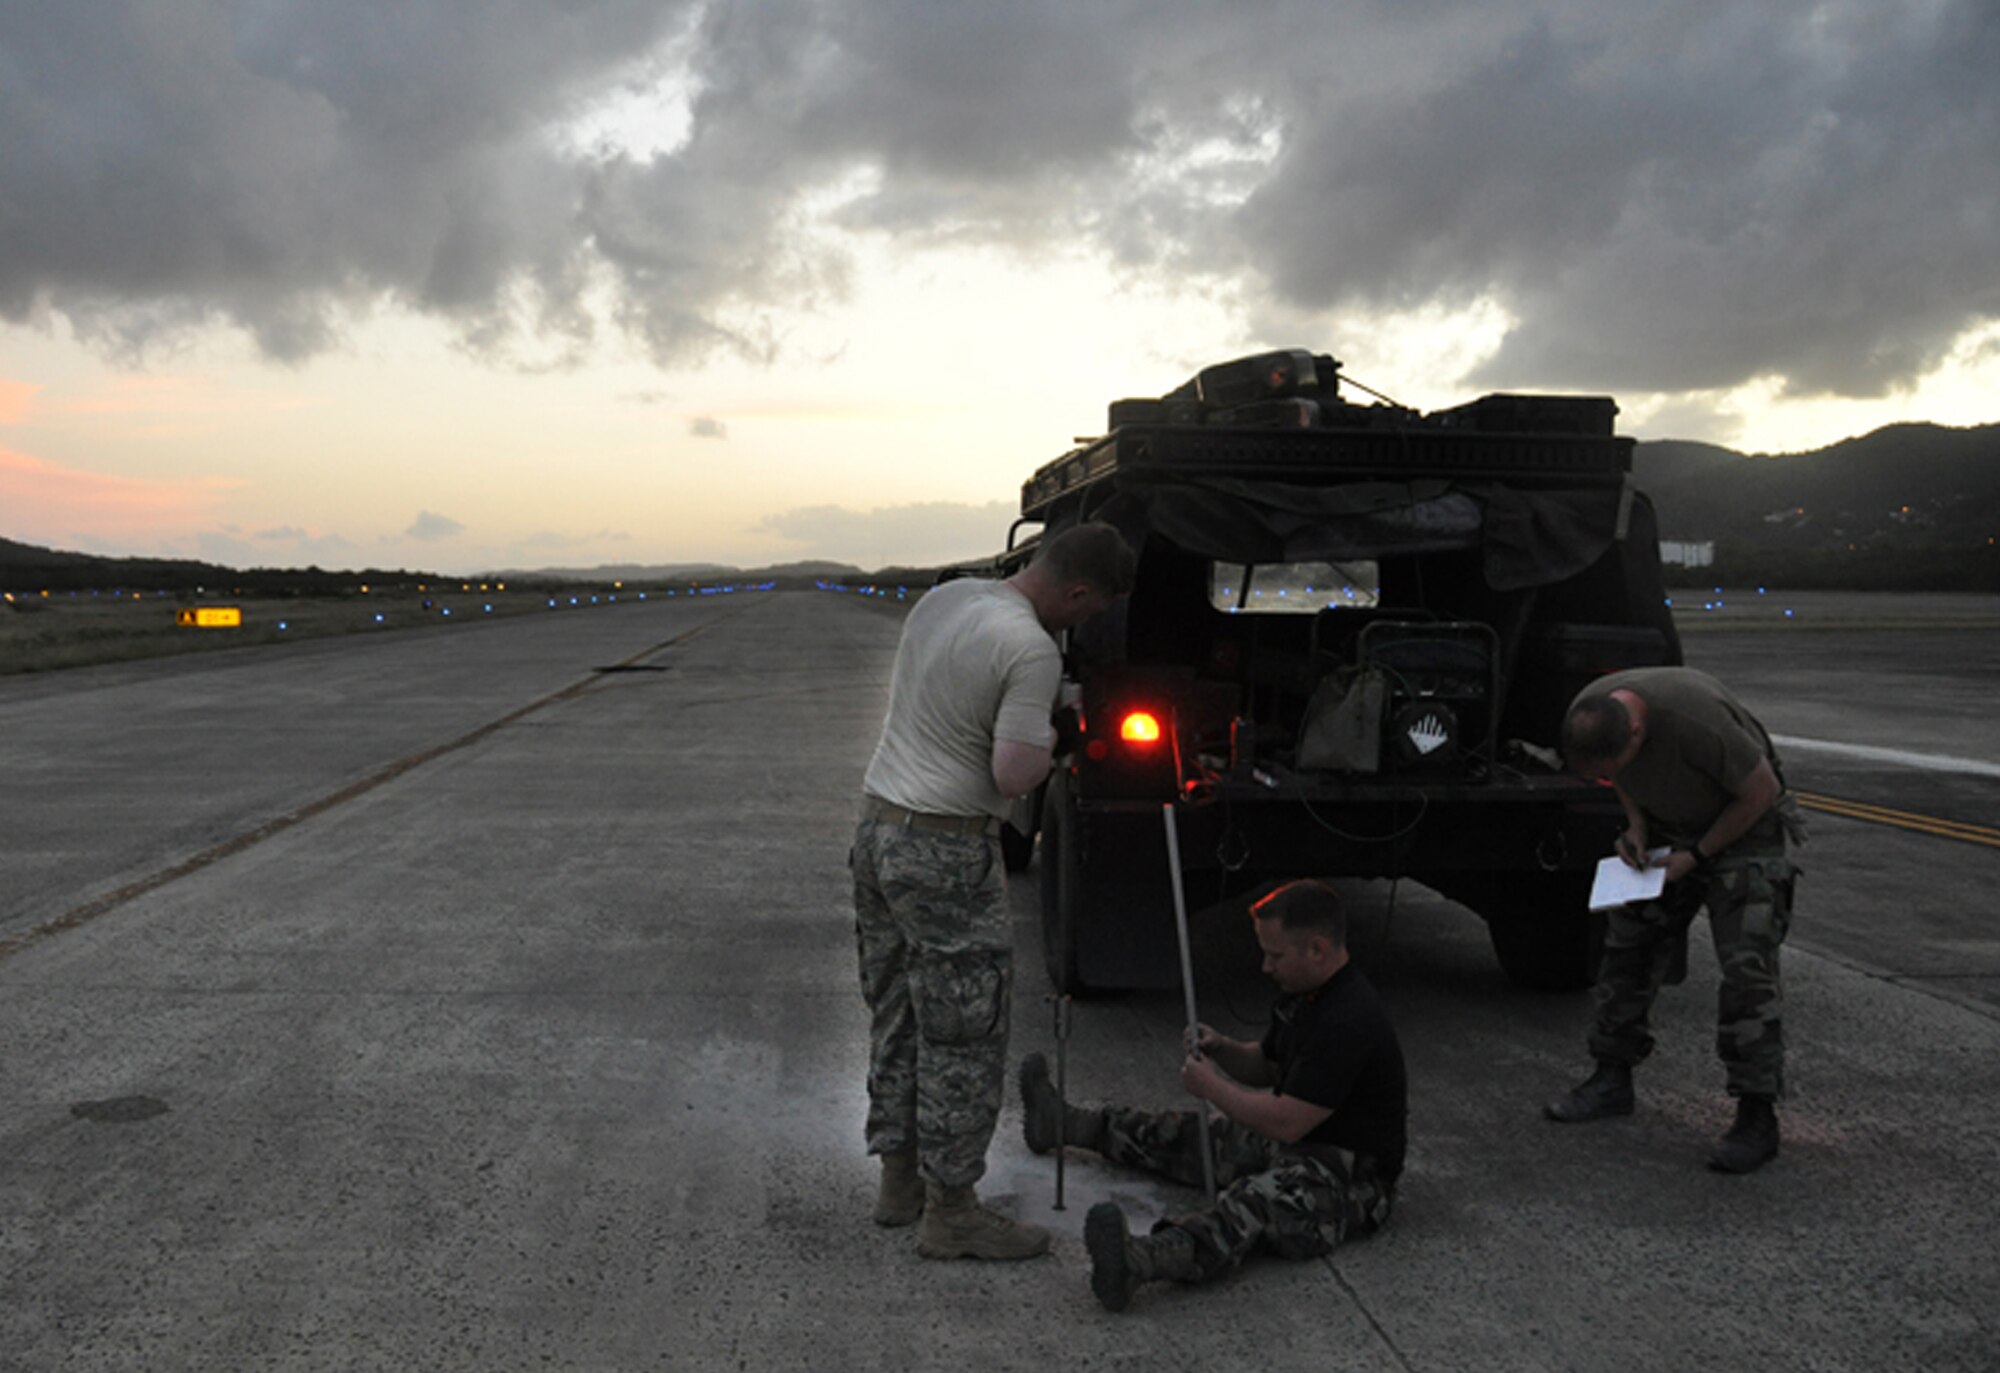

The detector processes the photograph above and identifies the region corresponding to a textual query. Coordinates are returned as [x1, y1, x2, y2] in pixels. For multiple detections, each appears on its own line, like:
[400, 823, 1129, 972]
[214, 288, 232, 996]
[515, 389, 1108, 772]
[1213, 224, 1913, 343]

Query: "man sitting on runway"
[1020, 879, 1407, 1311]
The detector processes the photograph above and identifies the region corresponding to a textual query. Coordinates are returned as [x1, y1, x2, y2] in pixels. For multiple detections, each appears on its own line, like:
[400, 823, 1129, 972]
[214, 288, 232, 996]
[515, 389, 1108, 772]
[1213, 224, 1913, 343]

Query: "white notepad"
[1588, 848, 1671, 910]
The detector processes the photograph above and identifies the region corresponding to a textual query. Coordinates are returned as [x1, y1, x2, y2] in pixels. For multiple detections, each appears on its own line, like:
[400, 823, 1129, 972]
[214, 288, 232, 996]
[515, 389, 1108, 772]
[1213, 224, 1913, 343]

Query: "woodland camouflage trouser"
[1588, 832, 1798, 1099]
[1095, 1106, 1393, 1281]
[852, 814, 1012, 1188]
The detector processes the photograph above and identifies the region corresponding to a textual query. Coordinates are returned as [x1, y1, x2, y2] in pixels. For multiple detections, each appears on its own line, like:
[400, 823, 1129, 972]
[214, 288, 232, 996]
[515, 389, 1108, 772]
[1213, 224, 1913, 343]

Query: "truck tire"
[1481, 871, 1606, 992]
[1038, 776, 1183, 994]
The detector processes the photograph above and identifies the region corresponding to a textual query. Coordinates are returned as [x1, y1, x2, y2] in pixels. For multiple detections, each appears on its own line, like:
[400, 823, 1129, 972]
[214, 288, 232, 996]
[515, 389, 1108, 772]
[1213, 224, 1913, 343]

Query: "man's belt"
[862, 796, 1002, 837]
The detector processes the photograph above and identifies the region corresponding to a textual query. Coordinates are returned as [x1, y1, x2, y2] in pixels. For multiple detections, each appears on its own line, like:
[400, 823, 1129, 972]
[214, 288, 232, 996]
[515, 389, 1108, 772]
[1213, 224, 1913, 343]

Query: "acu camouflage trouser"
[1589, 831, 1798, 1099]
[1095, 1106, 1393, 1282]
[851, 814, 1012, 1188]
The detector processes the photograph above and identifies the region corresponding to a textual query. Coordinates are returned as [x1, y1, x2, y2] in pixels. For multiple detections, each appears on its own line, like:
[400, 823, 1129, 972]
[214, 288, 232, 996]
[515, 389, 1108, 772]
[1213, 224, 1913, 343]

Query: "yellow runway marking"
[1796, 791, 2000, 849]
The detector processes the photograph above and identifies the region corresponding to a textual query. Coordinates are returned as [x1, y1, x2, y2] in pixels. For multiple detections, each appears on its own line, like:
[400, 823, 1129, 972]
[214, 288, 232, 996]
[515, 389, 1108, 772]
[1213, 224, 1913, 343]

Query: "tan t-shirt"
[1576, 667, 1777, 838]
[862, 578, 1061, 820]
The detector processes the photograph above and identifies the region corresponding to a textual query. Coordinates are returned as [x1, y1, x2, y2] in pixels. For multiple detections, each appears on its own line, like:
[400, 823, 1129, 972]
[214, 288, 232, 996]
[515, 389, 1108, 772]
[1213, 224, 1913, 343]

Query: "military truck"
[998, 349, 1680, 993]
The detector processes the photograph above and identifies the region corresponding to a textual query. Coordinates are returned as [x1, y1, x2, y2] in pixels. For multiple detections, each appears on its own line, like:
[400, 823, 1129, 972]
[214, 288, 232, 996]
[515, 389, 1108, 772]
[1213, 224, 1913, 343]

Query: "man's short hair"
[1250, 879, 1346, 947]
[1034, 521, 1137, 598]
[1562, 693, 1633, 768]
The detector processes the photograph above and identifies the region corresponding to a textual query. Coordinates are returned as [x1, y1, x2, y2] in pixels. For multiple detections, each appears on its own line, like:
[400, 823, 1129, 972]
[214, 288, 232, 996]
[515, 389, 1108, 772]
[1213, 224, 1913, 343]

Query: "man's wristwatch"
[1685, 842, 1717, 875]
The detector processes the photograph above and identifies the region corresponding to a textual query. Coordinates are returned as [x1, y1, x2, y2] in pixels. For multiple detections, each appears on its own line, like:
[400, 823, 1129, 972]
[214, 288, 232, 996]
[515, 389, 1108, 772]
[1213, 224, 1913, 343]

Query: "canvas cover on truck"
[1079, 473, 1629, 593]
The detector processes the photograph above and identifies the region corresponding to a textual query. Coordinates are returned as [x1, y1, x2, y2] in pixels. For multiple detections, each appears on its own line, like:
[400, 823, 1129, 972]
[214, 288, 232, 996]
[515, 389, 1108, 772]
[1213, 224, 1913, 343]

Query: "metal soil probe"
[1162, 802, 1218, 1203]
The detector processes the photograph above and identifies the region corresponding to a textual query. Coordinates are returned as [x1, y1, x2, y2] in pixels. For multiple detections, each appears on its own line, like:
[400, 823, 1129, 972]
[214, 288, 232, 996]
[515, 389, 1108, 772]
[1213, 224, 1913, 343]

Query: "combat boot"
[1543, 1061, 1635, 1123]
[873, 1149, 924, 1227]
[1708, 1095, 1780, 1174]
[1084, 1203, 1201, 1312]
[1019, 1053, 1105, 1154]
[914, 1182, 1051, 1261]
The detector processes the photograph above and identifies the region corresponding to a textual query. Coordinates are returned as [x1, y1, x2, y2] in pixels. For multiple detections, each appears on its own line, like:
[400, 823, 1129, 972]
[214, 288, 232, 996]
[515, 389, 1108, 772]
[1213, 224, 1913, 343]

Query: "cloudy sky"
[3, 0, 1995, 574]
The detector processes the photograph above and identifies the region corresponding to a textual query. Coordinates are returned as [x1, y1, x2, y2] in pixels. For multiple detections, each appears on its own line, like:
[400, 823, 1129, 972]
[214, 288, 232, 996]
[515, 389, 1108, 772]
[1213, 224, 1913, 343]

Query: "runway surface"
[2, 589, 1994, 1371]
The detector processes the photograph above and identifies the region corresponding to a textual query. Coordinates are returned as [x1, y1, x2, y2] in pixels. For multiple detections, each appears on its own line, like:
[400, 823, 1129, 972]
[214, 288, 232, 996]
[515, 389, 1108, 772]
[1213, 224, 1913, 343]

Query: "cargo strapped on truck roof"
[1022, 422, 1633, 521]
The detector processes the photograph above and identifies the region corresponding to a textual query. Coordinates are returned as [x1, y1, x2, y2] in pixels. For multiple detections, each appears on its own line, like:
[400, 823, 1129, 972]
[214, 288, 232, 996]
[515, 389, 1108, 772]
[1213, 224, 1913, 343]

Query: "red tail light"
[1119, 710, 1163, 744]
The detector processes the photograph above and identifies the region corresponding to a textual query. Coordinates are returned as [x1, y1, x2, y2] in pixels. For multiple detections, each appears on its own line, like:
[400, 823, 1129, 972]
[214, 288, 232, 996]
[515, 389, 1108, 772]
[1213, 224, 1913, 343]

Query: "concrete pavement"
[2, 589, 1995, 1370]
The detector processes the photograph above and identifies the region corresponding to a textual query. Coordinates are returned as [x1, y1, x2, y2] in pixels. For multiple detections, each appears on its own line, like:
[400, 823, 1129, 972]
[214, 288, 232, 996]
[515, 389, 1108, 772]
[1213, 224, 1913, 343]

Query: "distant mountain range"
[1636, 421, 2000, 552]
[0, 537, 441, 594]
[477, 559, 867, 583]
[6, 419, 1996, 593]
[0, 536, 889, 595]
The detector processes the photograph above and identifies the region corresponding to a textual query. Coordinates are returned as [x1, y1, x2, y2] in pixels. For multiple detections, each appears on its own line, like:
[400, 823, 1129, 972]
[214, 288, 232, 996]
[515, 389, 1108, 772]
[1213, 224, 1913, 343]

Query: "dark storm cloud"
[2, 0, 1992, 399]
[0, 0, 684, 360]
[1234, 3, 2000, 396]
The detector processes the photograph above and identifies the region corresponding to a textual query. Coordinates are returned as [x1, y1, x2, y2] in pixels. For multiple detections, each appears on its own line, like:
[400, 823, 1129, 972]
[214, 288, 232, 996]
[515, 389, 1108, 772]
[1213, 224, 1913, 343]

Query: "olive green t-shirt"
[1575, 667, 1777, 839]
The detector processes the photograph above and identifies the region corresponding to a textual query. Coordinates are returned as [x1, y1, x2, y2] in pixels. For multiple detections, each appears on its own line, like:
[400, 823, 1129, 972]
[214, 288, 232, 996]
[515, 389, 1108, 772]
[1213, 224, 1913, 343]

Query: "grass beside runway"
[0, 582, 698, 675]
[7, 582, 1995, 676]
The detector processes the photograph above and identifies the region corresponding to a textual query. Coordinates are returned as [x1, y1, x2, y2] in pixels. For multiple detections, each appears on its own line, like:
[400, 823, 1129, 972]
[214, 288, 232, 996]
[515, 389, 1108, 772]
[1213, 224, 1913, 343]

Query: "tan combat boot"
[873, 1150, 924, 1227]
[914, 1182, 1050, 1260]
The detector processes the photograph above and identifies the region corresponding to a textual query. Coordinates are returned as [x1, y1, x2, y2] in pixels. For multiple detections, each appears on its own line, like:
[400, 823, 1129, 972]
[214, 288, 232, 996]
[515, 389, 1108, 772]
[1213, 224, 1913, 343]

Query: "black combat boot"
[1084, 1203, 1201, 1312]
[1543, 1061, 1635, 1123]
[1019, 1053, 1105, 1154]
[1708, 1095, 1780, 1174]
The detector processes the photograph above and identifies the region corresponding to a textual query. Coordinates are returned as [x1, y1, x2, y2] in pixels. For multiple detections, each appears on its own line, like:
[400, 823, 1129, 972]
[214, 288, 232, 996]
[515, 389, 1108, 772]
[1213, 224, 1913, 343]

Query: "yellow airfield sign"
[175, 606, 243, 629]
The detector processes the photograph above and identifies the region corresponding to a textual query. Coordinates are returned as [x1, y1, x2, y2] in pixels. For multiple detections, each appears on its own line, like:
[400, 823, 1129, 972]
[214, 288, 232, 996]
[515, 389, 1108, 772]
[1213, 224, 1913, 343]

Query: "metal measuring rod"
[1162, 801, 1218, 1203]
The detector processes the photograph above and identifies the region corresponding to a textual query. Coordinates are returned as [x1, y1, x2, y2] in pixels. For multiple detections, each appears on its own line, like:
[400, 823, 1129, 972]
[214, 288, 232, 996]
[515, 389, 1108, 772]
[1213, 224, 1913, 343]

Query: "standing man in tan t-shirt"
[852, 521, 1133, 1258]
[1544, 666, 1803, 1174]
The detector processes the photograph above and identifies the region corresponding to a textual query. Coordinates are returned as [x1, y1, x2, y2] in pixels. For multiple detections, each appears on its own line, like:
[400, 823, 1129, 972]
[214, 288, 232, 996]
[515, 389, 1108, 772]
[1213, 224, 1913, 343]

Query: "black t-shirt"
[1259, 962, 1408, 1181]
